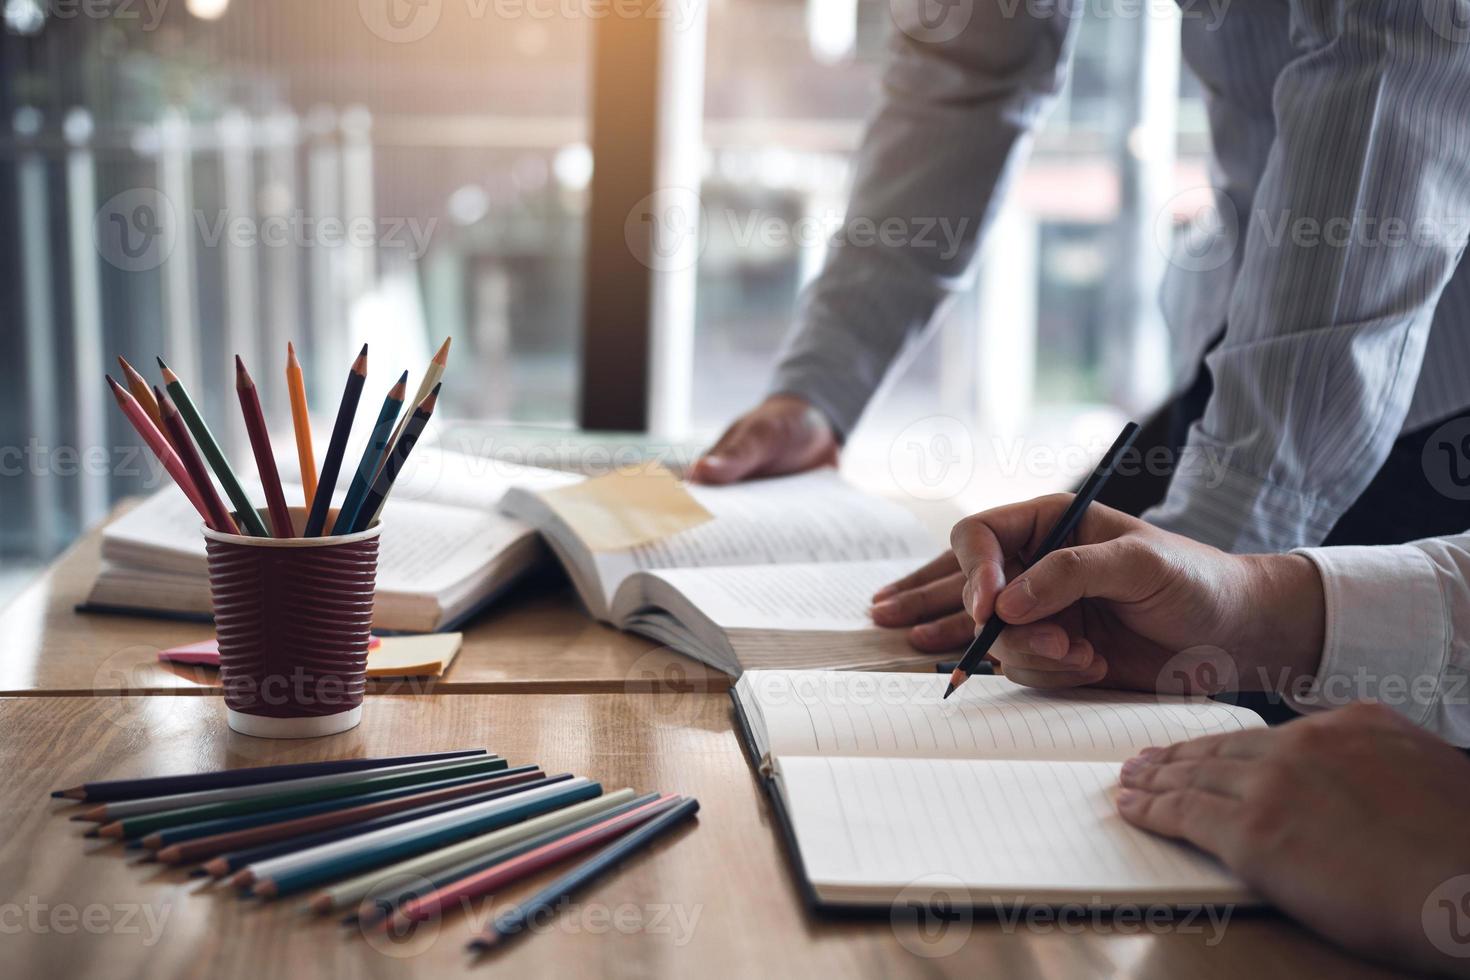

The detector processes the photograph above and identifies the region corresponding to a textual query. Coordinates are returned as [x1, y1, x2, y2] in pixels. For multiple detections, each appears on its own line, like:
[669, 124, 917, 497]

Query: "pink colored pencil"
[105, 374, 217, 528]
[387, 794, 678, 930]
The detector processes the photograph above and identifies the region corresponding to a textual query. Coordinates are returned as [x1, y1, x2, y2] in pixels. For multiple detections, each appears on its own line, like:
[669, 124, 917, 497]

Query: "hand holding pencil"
[946, 427, 1323, 696]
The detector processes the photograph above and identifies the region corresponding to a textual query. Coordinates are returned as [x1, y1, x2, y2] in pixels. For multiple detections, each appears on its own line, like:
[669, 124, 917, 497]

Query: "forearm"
[772, 0, 1079, 435]
[1235, 552, 1326, 694]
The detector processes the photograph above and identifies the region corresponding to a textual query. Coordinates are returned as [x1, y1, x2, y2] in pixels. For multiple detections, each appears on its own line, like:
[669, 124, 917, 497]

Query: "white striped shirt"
[770, 0, 1470, 552]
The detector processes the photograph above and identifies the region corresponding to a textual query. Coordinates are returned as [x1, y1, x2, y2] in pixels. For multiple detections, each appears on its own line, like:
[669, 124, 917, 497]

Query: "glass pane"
[693, 0, 1183, 510]
[0, 2, 589, 558]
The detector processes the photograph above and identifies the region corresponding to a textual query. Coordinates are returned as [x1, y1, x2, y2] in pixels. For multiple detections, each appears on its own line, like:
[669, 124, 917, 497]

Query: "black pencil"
[349, 382, 440, 533]
[303, 343, 368, 537]
[467, 796, 700, 953]
[50, 749, 487, 802]
[943, 421, 1141, 699]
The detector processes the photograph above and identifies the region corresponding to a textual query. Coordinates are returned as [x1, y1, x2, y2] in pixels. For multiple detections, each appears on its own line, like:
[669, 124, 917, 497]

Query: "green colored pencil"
[96, 755, 507, 840]
[156, 357, 270, 537]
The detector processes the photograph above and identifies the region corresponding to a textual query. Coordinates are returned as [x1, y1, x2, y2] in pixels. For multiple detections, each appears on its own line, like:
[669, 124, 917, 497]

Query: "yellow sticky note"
[367, 633, 463, 677]
[538, 465, 714, 551]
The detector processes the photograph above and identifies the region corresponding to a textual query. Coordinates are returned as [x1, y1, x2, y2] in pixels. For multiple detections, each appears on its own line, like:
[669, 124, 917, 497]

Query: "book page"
[381, 448, 582, 512]
[639, 559, 919, 630]
[590, 470, 939, 597]
[738, 670, 1263, 764]
[778, 755, 1249, 903]
[101, 484, 533, 595]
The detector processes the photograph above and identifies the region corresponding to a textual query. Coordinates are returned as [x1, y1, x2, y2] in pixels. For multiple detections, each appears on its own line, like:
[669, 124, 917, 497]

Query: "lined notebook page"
[738, 670, 1263, 763]
[645, 559, 919, 630]
[778, 755, 1251, 905]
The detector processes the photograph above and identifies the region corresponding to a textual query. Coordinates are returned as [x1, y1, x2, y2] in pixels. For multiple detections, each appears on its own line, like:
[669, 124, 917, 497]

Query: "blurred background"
[0, 0, 1210, 597]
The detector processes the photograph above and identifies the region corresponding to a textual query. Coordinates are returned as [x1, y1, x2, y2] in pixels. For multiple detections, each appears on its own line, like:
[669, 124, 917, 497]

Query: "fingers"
[1118, 757, 1254, 799]
[906, 612, 975, 652]
[690, 418, 779, 485]
[1138, 728, 1277, 765]
[871, 572, 965, 627]
[993, 539, 1164, 624]
[1002, 653, 1108, 690]
[873, 551, 959, 603]
[1115, 786, 1242, 859]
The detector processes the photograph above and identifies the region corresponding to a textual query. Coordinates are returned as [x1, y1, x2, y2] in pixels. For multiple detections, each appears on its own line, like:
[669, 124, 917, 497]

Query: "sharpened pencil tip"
[156, 356, 168, 371]
[287, 340, 296, 356]
[359, 342, 368, 356]
[433, 336, 452, 364]
[942, 683, 955, 700]
[104, 374, 124, 397]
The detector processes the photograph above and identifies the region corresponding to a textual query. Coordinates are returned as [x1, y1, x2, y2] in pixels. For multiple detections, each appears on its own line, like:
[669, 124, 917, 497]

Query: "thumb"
[994, 540, 1157, 623]
[691, 421, 776, 485]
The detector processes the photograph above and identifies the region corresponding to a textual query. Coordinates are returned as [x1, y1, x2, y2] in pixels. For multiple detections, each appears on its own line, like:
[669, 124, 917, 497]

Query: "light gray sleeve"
[768, 0, 1081, 437]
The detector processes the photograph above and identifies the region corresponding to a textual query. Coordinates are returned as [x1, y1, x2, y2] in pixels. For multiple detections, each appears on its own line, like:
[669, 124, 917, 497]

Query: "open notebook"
[82, 449, 580, 633]
[732, 670, 1264, 909]
[500, 470, 945, 674]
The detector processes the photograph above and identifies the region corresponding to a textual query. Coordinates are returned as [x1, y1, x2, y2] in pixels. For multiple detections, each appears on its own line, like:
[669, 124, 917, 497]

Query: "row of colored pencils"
[105, 338, 451, 539]
[53, 749, 698, 952]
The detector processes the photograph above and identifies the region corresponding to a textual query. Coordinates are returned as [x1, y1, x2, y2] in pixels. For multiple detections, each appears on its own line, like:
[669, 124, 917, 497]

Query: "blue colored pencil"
[303, 343, 368, 537]
[331, 370, 407, 534]
[250, 778, 603, 898]
[468, 796, 700, 952]
[216, 775, 572, 879]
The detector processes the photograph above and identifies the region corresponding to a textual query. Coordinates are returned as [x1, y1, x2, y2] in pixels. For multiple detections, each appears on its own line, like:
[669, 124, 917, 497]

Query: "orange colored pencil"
[104, 375, 217, 530]
[116, 356, 165, 433]
[286, 342, 317, 510]
[153, 385, 240, 534]
[234, 356, 294, 537]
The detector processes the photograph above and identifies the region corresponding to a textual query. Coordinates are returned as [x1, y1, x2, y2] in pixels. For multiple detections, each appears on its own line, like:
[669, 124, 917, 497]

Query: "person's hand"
[1118, 703, 1470, 975]
[689, 395, 839, 485]
[869, 552, 974, 652]
[949, 494, 1326, 693]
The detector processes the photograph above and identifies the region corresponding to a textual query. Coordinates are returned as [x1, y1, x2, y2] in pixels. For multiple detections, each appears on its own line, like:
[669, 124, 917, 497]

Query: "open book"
[732, 670, 1264, 909]
[83, 449, 579, 633]
[500, 470, 945, 674]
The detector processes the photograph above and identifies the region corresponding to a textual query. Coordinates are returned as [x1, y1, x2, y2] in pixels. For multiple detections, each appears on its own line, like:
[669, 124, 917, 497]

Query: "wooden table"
[0, 694, 1388, 979]
[0, 509, 726, 697]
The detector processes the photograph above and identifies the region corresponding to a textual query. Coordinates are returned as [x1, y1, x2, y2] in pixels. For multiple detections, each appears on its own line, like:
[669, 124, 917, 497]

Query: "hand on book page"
[949, 495, 1325, 696]
[690, 394, 839, 485]
[1118, 703, 1470, 977]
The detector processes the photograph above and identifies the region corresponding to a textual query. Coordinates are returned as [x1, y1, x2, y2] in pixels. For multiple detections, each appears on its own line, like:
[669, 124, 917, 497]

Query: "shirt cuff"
[1142, 456, 1341, 553]
[1289, 543, 1450, 729]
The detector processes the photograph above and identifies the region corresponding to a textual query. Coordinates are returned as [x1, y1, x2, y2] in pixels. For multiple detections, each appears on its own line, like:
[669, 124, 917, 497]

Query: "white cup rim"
[202, 517, 382, 548]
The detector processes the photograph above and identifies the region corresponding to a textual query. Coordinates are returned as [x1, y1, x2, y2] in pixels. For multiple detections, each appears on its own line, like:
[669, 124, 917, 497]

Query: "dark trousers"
[1092, 363, 1470, 722]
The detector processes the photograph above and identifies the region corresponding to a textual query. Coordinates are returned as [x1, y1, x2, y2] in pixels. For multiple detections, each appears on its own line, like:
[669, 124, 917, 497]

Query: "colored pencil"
[153, 386, 241, 535]
[157, 357, 271, 537]
[944, 421, 1141, 699]
[115, 355, 165, 435]
[78, 755, 504, 823]
[329, 791, 644, 918]
[353, 383, 439, 532]
[340, 791, 652, 923]
[235, 355, 295, 537]
[52, 748, 487, 803]
[331, 370, 406, 534]
[365, 337, 448, 526]
[397, 794, 678, 932]
[285, 341, 317, 510]
[464, 796, 698, 949]
[303, 343, 368, 537]
[216, 775, 571, 883]
[146, 765, 539, 854]
[95, 757, 509, 840]
[104, 375, 216, 530]
[377, 337, 449, 483]
[250, 778, 601, 899]
[152, 767, 544, 862]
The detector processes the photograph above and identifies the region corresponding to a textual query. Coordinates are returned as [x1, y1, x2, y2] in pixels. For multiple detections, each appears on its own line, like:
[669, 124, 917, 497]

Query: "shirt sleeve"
[768, 1, 1081, 437]
[1293, 536, 1470, 747]
[1143, 0, 1470, 553]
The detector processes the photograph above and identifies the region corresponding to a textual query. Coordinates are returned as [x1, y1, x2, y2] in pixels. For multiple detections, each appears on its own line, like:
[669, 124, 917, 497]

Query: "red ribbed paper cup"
[204, 506, 379, 738]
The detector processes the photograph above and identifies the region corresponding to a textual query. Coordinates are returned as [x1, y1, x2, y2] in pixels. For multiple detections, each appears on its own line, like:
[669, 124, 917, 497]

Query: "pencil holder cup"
[204, 506, 379, 738]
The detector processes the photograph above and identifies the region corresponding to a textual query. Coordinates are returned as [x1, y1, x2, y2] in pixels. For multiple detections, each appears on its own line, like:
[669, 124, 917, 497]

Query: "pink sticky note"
[159, 635, 380, 666]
